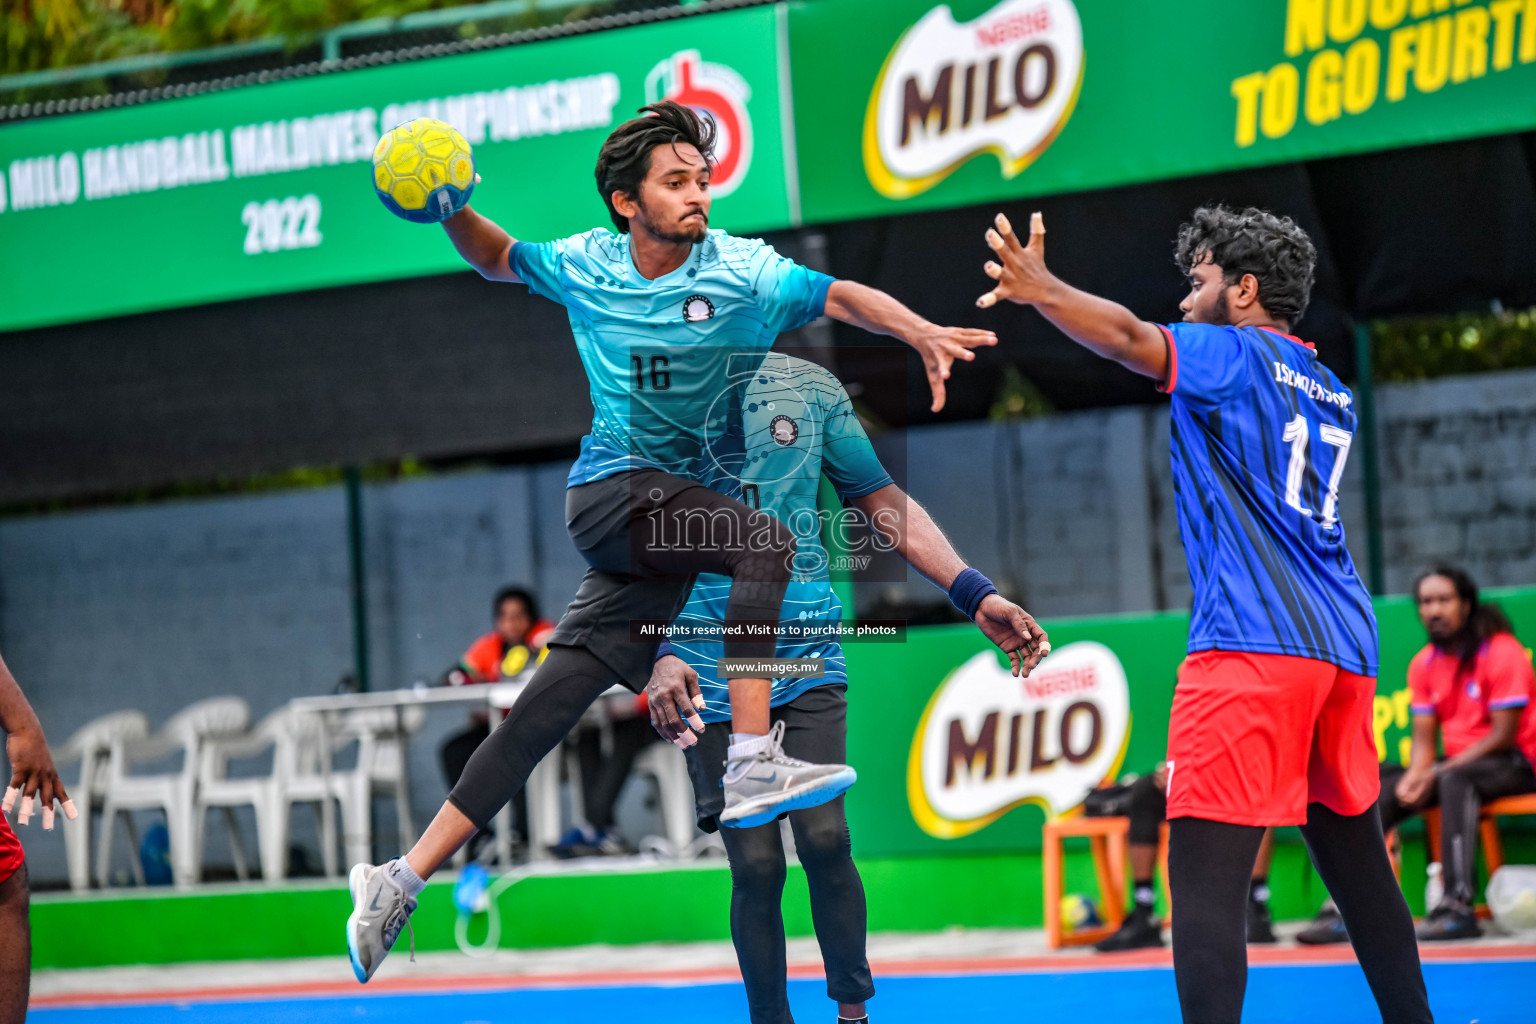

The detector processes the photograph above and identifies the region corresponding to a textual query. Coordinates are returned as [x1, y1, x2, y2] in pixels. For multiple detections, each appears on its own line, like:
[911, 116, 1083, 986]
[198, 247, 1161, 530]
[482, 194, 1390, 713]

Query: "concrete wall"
[1374, 367, 1536, 593]
[6, 367, 1536, 884]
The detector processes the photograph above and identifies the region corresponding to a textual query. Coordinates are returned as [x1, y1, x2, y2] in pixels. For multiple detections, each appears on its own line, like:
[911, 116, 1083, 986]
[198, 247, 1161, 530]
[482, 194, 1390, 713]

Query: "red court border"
[31, 944, 1536, 1010]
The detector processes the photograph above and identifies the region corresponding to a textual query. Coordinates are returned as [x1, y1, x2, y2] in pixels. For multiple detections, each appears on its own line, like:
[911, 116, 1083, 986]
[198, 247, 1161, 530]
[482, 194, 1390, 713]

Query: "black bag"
[1082, 782, 1134, 818]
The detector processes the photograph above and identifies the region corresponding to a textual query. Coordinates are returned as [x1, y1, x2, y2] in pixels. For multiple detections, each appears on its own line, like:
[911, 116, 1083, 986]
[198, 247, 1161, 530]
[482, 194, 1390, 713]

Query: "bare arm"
[440, 204, 520, 282]
[1395, 713, 1441, 805]
[824, 280, 997, 413]
[976, 212, 1169, 382]
[0, 652, 72, 827]
[850, 483, 967, 591]
[851, 484, 1048, 675]
[1440, 707, 1520, 772]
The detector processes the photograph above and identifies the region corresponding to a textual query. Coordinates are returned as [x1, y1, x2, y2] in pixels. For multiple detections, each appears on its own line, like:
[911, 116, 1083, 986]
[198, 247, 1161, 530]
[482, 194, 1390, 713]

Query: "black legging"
[440, 721, 527, 841]
[1170, 809, 1432, 1024]
[1128, 770, 1168, 846]
[449, 646, 622, 830]
[723, 800, 872, 1024]
[1380, 751, 1536, 905]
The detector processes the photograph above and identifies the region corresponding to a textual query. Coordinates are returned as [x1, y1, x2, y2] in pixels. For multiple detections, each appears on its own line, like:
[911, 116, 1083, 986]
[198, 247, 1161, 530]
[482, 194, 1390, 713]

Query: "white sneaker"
[346, 861, 417, 983]
[718, 721, 857, 829]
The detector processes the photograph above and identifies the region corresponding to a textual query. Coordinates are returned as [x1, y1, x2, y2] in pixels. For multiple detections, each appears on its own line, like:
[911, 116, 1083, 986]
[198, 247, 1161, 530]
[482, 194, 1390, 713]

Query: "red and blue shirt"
[1409, 632, 1536, 765]
[1160, 322, 1378, 676]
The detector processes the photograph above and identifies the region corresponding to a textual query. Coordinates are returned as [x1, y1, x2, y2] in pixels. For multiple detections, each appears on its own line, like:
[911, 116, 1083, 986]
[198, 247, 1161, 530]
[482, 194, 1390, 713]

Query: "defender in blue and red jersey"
[978, 206, 1432, 1024]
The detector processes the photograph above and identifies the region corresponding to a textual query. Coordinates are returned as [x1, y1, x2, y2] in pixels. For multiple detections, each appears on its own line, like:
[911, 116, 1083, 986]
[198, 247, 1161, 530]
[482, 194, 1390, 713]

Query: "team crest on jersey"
[682, 294, 715, 322]
[769, 415, 799, 446]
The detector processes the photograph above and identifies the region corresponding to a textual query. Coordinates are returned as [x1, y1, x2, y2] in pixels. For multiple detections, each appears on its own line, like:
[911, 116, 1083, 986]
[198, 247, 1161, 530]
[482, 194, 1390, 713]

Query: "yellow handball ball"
[371, 117, 476, 224]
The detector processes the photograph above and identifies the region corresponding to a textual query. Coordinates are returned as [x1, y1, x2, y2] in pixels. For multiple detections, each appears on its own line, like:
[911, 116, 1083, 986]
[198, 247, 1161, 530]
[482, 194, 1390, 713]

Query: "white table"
[289, 678, 633, 868]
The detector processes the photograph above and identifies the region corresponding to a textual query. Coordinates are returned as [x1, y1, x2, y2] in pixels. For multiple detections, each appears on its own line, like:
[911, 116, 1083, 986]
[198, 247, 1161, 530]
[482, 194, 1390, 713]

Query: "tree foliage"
[2, 0, 613, 81]
[1371, 305, 1536, 383]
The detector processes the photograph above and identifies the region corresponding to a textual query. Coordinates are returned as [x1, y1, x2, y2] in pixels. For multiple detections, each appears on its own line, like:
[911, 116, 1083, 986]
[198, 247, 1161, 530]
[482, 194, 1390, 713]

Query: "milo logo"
[908, 641, 1130, 839]
[864, 0, 1085, 199]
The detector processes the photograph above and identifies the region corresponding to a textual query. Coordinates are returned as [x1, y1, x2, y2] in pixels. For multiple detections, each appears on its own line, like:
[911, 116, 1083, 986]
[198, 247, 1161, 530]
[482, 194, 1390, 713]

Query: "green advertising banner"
[8, 0, 1536, 330]
[0, 5, 792, 332]
[843, 587, 1536, 858]
[788, 0, 1536, 224]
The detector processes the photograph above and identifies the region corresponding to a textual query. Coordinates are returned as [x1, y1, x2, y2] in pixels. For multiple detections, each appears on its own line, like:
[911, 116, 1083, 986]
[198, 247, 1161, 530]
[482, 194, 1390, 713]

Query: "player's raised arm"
[441, 202, 521, 283]
[976, 212, 1169, 383]
[823, 281, 997, 414]
[849, 484, 1049, 677]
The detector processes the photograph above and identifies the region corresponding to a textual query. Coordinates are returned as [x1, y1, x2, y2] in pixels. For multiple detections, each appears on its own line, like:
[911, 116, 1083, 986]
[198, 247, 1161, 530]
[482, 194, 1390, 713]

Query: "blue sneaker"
[1416, 900, 1482, 941]
[550, 824, 599, 859]
[1296, 905, 1349, 945]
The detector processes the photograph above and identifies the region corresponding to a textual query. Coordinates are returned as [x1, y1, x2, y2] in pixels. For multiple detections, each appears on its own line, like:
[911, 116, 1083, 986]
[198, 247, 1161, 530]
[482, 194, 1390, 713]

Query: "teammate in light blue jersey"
[644, 352, 1049, 1024]
[347, 102, 1021, 983]
[659, 352, 894, 720]
[978, 205, 1430, 1024]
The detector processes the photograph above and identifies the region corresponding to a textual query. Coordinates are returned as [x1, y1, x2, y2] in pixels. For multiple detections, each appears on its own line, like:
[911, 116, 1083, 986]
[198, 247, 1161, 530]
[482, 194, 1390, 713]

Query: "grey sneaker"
[718, 721, 858, 829]
[346, 861, 417, 983]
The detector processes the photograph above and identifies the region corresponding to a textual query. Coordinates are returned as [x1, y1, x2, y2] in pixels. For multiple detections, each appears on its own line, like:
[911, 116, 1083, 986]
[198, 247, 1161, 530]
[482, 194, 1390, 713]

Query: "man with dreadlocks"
[1300, 565, 1536, 943]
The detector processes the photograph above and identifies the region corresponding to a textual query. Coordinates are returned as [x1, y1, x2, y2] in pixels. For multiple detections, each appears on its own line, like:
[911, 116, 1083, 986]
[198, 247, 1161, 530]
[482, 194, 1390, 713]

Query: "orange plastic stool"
[1422, 792, 1536, 917]
[1043, 816, 1170, 948]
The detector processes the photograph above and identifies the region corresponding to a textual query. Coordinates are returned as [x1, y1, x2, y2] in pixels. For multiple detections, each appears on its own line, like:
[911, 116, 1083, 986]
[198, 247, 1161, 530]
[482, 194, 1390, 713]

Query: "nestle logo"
[1022, 664, 1096, 700]
[976, 5, 1051, 48]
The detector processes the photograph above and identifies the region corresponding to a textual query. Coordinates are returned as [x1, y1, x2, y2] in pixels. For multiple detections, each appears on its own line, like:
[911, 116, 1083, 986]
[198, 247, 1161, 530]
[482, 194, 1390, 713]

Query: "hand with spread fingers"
[0, 651, 75, 831]
[914, 323, 1000, 414]
[978, 211, 1052, 310]
[973, 593, 1051, 677]
[5, 728, 72, 830]
[647, 653, 707, 748]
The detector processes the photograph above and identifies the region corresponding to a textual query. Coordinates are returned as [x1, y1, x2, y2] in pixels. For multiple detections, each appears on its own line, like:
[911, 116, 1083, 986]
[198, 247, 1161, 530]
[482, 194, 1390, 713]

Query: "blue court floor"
[33, 958, 1535, 1024]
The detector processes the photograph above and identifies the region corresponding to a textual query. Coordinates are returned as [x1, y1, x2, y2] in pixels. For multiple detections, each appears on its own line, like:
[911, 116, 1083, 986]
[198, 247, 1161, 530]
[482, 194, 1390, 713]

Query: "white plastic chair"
[195, 707, 339, 883]
[54, 711, 150, 892]
[632, 741, 699, 857]
[96, 697, 250, 888]
[330, 705, 424, 869]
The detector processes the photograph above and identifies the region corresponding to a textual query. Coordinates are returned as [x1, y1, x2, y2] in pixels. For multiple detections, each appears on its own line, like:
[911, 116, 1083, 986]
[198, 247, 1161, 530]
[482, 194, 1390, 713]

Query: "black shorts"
[546, 468, 706, 692]
[684, 683, 848, 833]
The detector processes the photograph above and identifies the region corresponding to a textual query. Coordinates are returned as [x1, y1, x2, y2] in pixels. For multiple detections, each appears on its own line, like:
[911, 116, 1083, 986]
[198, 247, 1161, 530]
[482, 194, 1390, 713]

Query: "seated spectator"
[553, 700, 660, 858]
[439, 586, 553, 849]
[1300, 565, 1536, 943]
[1096, 761, 1278, 950]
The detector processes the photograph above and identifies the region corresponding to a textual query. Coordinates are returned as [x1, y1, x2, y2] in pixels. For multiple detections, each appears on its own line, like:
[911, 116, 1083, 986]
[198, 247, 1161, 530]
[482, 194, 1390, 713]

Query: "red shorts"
[1165, 650, 1380, 826]
[0, 812, 23, 885]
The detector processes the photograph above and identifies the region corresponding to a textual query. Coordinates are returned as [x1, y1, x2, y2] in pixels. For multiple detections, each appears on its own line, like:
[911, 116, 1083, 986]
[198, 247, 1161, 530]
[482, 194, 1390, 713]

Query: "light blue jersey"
[509, 229, 835, 487]
[666, 353, 892, 723]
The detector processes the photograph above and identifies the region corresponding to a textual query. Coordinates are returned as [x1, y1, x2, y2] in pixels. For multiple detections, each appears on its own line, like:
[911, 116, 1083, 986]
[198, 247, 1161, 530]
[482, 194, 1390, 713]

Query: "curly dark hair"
[593, 100, 716, 233]
[1173, 205, 1317, 324]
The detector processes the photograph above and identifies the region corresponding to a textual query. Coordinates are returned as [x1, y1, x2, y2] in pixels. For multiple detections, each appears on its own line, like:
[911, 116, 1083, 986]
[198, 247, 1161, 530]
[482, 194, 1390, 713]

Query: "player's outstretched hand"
[977, 212, 1051, 310]
[646, 654, 707, 748]
[915, 324, 998, 413]
[4, 726, 74, 830]
[973, 593, 1050, 677]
